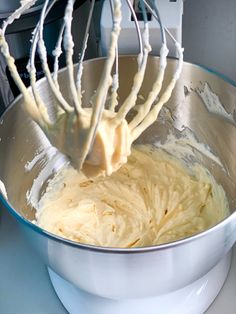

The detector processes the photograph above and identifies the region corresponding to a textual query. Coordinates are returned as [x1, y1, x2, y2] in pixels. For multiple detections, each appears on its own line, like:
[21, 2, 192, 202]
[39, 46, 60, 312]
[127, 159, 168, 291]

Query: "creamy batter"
[36, 145, 228, 247]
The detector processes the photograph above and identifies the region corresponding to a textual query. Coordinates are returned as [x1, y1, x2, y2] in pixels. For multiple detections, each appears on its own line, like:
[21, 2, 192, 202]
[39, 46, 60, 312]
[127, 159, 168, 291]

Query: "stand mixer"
[0, 1, 236, 314]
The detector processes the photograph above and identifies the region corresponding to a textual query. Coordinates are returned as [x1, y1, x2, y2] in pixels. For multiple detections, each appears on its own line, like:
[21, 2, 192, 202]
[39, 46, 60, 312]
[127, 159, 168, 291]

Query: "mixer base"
[48, 252, 231, 314]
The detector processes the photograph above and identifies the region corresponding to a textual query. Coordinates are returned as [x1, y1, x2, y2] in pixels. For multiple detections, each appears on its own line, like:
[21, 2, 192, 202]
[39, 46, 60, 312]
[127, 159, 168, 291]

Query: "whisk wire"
[29, 0, 73, 115]
[78, 0, 123, 169]
[52, 21, 66, 86]
[108, 0, 119, 111]
[126, 0, 144, 65]
[1, 0, 37, 34]
[76, 0, 95, 106]
[115, 0, 151, 124]
[0, 0, 42, 123]
[64, 0, 84, 115]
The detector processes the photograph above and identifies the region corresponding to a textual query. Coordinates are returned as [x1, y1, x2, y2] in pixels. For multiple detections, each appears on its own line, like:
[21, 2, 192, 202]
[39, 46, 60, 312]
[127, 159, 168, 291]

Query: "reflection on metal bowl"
[0, 57, 236, 300]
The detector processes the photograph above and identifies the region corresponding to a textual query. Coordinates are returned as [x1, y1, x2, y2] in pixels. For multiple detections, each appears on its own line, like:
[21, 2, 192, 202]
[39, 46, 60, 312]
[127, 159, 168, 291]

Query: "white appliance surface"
[0, 208, 235, 314]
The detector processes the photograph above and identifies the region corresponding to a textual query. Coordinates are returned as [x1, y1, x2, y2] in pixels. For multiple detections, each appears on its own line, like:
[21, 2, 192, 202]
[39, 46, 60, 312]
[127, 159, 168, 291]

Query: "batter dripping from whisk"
[0, 0, 183, 177]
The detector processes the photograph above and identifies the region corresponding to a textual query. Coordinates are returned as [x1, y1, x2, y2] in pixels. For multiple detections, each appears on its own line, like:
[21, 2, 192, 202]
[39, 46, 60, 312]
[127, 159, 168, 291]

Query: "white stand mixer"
[0, 1, 233, 314]
[48, 252, 231, 314]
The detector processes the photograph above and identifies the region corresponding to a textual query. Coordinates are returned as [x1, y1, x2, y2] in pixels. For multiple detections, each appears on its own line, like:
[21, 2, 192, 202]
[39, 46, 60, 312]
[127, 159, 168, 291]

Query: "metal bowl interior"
[1, 56, 236, 220]
[0, 56, 236, 298]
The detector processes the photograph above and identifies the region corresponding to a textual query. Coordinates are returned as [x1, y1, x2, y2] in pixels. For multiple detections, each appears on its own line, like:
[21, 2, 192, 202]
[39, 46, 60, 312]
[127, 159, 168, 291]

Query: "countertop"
[0, 207, 235, 314]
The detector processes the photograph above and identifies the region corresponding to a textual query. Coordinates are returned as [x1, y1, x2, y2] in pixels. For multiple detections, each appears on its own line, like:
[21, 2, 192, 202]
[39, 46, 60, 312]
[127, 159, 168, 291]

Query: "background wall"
[183, 0, 236, 83]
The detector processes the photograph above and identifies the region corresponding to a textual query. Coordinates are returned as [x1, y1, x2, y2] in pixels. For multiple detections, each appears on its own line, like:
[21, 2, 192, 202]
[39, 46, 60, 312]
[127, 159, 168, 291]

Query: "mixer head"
[0, 0, 183, 176]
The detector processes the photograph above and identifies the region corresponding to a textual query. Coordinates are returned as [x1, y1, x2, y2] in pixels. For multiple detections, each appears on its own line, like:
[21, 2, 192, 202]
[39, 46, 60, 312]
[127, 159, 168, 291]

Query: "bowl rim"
[1, 56, 236, 254]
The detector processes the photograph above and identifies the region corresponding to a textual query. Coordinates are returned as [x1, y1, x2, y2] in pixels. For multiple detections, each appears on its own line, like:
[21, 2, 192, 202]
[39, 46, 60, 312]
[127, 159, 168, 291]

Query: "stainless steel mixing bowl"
[0, 57, 236, 299]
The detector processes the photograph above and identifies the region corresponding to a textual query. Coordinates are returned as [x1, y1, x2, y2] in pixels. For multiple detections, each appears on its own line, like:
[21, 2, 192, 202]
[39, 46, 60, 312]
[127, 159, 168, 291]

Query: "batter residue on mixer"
[36, 145, 229, 247]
